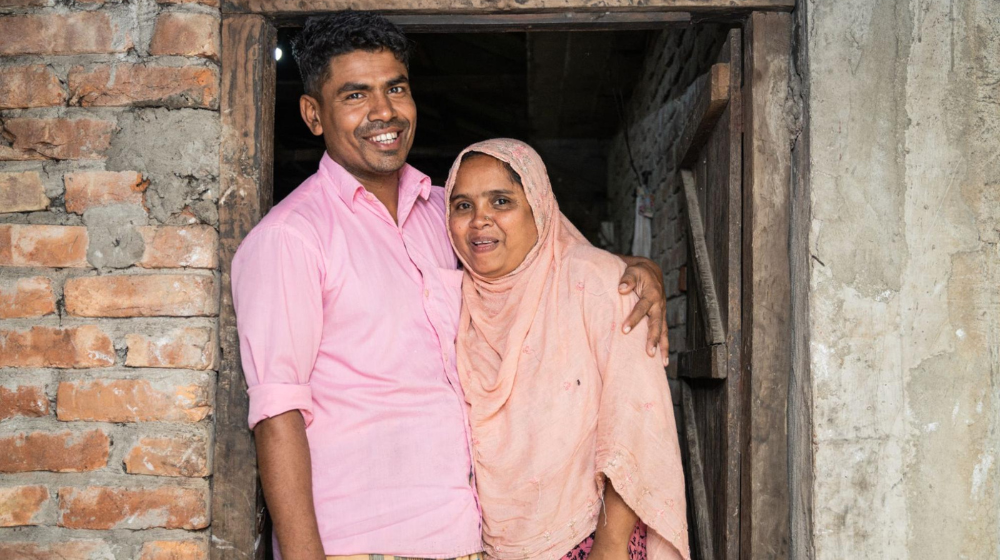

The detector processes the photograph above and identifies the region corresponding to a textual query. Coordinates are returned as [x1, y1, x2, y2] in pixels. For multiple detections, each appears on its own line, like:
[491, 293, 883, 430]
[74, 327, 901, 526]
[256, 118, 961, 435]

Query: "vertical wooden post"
[740, 11, 793, 560]
[215, 13, 276, 560]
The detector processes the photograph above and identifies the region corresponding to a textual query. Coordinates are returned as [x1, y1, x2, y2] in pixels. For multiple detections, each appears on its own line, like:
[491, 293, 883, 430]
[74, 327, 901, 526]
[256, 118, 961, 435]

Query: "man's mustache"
[355, 119, 410, 139]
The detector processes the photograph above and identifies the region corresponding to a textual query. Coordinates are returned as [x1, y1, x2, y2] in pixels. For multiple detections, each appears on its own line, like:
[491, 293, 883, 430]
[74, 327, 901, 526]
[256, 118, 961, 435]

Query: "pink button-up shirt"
[232, 154, 481, 558]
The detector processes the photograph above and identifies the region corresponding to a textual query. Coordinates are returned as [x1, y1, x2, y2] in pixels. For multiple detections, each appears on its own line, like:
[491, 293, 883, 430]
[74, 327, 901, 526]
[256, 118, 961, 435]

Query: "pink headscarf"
[445, 139, 689, 560]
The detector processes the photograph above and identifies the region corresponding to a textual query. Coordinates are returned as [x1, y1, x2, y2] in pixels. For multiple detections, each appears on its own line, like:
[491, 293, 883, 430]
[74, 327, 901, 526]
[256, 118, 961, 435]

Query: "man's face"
[300, 49, 416, 182]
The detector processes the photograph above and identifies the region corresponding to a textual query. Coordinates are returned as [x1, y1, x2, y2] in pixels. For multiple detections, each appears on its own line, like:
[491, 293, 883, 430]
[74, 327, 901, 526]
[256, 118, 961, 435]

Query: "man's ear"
[299, 94, 323, 137]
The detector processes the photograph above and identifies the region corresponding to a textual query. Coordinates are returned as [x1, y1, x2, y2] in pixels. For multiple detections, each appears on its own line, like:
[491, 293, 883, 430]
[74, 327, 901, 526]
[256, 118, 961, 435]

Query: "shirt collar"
[319, 152, 432, 213]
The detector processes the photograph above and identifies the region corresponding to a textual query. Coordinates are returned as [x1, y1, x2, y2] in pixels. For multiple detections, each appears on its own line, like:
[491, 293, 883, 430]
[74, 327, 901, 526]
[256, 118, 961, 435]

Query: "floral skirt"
[560, 522, 647, 560]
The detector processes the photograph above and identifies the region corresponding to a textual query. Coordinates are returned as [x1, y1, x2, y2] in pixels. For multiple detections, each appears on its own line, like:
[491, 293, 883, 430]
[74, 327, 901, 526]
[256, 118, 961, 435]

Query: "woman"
[445, 139, 689, 560]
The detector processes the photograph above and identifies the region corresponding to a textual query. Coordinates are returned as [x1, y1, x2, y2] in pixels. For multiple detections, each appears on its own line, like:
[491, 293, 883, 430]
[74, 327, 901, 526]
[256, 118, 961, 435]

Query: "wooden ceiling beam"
[223, 0, 795, 17]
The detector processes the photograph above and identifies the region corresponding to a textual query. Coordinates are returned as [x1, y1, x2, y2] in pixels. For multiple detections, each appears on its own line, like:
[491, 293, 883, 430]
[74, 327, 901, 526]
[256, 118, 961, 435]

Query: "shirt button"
[424, 289, 430, 298]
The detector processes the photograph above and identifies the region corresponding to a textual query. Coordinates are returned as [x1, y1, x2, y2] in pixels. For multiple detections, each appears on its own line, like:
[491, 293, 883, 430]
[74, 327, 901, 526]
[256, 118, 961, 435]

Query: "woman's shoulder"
[562, 243, 630, 297]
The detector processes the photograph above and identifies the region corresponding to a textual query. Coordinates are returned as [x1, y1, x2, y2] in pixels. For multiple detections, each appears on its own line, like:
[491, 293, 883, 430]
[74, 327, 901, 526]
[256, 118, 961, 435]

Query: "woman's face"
[449, 154, 538, 279]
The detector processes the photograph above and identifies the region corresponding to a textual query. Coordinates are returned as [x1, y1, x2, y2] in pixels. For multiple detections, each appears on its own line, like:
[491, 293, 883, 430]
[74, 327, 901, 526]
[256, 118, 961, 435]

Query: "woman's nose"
[470, 208, 491, 229]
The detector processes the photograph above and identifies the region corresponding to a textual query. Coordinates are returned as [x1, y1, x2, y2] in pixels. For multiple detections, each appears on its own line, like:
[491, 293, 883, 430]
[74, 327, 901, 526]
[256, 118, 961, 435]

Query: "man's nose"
[368, 92, 395, 122]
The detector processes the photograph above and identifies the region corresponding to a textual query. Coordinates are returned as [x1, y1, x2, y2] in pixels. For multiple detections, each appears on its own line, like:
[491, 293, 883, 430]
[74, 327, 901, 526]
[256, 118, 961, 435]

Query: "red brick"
[64, 171, 147, 214]
[64, 275, 218, 317]
[0, 66, 66, 109]
[138, 225, 218, 269]
[58, 486, 209, 530]
[0, 13, 132, 56]
[126, 327, 217, 370]
[140, 541, 209, 560]
[0, 326, 114, 369]
[149, 13, 219, 61]
[0, 485, 48, 527]
[0, 385, 49, 420]
[0, 225, 89, 268]
[0, 171, 49, 213]
[124, 435, 209, 477]
[1, 117, 115, 160]
[56, 378, 212, 422]
[0, 430, 109, 473]
[0, 541, 114, 560]
[0, 277, 56, 318]
[68, 65, 219, 109]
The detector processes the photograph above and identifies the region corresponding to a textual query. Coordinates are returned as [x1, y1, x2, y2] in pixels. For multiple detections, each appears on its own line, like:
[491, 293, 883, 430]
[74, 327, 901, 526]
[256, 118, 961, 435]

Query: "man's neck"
[362, 175, 400, 223]
[329, 154, 402, 223]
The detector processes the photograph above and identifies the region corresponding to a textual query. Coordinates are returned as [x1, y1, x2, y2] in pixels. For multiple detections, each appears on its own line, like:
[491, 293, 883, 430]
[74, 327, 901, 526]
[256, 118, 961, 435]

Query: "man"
[232, 11, 670, 560]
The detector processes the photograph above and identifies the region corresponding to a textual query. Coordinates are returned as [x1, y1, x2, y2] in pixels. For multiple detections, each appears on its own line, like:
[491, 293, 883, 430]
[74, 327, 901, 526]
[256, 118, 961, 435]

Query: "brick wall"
[606, 25, 728, 366]
[0, 1, 220, 559]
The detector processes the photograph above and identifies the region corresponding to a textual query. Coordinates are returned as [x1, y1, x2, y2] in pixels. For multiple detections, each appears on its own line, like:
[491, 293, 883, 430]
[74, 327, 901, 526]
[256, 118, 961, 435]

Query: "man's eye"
[345, 93, 363, 100]
[389, 86, 406, 94]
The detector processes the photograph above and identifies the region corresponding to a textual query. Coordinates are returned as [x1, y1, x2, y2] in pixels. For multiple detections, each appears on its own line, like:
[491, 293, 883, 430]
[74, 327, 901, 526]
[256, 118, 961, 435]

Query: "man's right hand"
[255, 410, 327, 560]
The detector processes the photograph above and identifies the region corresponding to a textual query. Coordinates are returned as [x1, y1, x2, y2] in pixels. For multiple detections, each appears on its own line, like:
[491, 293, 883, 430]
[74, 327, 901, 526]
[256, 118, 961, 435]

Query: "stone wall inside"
[805, 0, 1000, 557]
[606, 25, 729, 366]
[0, 1, 221, 559]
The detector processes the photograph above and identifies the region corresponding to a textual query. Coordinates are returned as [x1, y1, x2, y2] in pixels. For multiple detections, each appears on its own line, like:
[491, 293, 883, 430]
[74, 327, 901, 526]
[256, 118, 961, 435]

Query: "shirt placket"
[404, 235, 482, 518]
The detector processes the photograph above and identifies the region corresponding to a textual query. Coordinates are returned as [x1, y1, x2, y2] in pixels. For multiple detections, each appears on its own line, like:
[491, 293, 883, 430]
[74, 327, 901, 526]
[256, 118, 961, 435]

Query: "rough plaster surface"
[106, 108, 220, 225]
[83, 204, 147, 269]
[807, 0, 1000, 557]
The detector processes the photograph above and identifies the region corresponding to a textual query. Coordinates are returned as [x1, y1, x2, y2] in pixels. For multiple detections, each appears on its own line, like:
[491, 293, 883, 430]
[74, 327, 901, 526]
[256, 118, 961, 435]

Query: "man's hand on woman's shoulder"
[617, 255, 669, 366]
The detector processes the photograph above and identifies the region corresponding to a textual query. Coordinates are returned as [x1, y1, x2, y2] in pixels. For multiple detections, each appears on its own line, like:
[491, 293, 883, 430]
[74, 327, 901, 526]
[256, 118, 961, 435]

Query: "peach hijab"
[444, 139, 689, 560]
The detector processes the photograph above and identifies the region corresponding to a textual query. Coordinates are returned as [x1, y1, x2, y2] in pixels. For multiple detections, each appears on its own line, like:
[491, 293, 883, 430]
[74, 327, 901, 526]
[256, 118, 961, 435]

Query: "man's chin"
[364, 155, 408, 174]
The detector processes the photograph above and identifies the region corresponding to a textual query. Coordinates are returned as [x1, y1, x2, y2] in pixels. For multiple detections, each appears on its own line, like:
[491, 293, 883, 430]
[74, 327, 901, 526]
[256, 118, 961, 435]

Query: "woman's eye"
[455, 202, 471, 211]
[495, 198, 510, 206]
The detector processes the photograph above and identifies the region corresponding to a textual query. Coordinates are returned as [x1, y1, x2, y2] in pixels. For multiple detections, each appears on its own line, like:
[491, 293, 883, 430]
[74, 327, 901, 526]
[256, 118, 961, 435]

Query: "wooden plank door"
[675, 28, 743, 560]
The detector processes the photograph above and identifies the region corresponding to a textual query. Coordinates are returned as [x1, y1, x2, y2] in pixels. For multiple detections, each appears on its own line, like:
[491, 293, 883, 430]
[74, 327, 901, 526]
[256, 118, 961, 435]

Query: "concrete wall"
[0, 1, 221, 559]
[805, 0, 1000, 557]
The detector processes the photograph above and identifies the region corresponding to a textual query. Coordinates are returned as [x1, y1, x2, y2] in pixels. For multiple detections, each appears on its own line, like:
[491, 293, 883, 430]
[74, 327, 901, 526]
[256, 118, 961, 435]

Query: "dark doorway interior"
[273, 30, 651, 243]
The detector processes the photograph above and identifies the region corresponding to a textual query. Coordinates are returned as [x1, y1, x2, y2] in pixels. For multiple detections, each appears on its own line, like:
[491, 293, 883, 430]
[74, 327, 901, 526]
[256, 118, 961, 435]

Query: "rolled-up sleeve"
[232, 226, 324, 429]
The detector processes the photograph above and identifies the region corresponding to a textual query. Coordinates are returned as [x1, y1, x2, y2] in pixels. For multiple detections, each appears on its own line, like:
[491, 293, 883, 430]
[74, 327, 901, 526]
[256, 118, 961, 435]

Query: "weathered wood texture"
[677, 64, 732, 168]
[678, 29, 743, 560]
[678, 343, 727, 380]
[740, 11, 793, 560]
[223, 0, 794, 17]
[387, 12, 691, 32]
[681, 169, 726, 347]
[682, 381, 717, 560]
[788, 3, 815, 559]
[214, 14, 277, 560]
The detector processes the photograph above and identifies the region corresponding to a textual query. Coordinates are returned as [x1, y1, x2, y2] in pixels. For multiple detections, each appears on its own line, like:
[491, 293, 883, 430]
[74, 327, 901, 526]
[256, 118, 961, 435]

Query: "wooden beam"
[787, 5, 816, 559]
[388, 12, 690, 32]
[223, 0, 795, 17]
[678, 344, 727, 380]
[214, 13, 276, 560]
[681, 169, 726, 346]
[682, 381, 717, 560]
[740, 12, 794, 560]
[676, 63, 731, 168]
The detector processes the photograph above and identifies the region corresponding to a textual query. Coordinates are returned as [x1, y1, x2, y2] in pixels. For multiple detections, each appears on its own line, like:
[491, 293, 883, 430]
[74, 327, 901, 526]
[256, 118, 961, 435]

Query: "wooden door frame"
[214, 4, 803, 560]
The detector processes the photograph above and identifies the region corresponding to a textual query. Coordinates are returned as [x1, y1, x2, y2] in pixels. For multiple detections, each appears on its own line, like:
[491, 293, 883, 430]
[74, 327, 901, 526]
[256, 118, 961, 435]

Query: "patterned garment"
[327, 554, 483, 560]
[561, 522, 648, 560]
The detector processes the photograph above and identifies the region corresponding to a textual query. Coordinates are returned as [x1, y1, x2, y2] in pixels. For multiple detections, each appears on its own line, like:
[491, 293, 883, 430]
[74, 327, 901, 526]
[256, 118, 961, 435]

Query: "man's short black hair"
[292, 11, 410, 98]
